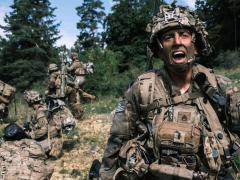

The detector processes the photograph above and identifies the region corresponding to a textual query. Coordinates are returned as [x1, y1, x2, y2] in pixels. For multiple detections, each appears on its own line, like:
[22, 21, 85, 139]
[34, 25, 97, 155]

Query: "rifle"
[59, 46, 68, 98]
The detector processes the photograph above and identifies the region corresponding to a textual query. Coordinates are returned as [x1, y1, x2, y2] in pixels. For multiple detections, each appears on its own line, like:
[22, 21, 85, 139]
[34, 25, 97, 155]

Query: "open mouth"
[171, 51, 187, 63]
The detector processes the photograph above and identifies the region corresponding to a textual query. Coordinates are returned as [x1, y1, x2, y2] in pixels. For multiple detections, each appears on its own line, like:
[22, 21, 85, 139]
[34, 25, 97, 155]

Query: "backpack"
[4, 122, 28, 140]
[0, 80, 16, 104]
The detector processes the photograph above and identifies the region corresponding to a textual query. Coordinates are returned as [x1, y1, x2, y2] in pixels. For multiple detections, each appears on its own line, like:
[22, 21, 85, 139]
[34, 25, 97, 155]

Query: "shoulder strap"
[137, 71, 169, 113]
[137, 71, 156, 105]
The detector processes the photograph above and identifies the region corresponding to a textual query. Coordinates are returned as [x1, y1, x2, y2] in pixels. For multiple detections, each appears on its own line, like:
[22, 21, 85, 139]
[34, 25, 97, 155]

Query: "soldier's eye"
[179, 31, 191, 39]
[162, 34, 173, 41]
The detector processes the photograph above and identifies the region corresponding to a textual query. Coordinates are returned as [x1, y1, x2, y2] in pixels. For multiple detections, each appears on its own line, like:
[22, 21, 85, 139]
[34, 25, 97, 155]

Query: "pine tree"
[105, 0, 162, 73]
[0, 0, 60, 90]
[196, 0, 240, 52]
[75, 0, 106, 52]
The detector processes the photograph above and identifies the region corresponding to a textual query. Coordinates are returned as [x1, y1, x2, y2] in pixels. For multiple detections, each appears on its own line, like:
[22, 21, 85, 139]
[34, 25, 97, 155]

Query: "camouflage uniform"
[65, 53, 96, 118]
[0, 80, 16, 121]
[67, 53, 96, 100]
[67, 52, 86, 88]
[24, 90, 64, 158]
[46, 63, 81, 117]
[100, 5, 240, 180]
[0, 90, 52, 180]
[47, 63, 76, 99]
[0, 139, 53, 180]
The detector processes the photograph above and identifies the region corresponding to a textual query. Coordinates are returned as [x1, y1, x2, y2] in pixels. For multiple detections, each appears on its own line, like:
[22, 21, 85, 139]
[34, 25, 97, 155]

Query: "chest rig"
[137, 64, 235, 176]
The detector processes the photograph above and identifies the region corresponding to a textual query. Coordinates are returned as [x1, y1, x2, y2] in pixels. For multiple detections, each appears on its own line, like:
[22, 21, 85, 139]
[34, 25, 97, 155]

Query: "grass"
[82, 95, 117, 115]
[215, 66, 240, 82]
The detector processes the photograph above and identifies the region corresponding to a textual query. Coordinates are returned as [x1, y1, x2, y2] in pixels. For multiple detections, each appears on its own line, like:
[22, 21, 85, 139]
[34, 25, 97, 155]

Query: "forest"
[0, 0, 240, 97]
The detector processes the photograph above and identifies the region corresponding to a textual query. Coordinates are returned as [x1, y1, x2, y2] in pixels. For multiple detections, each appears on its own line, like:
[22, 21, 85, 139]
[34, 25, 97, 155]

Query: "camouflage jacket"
[48, 71, 61, 90]
[27, 104, 48, 140]
[66, 59, 85, 76]
[100, 63, 240, 180]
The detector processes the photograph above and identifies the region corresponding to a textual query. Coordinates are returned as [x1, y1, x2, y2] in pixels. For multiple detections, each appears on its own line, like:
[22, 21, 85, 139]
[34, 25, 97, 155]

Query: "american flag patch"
[115, 100, 127, 113]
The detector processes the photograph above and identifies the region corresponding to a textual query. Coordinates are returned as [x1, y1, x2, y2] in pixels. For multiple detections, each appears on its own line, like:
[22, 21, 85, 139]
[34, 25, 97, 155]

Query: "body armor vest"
[136, 64, 236, 176]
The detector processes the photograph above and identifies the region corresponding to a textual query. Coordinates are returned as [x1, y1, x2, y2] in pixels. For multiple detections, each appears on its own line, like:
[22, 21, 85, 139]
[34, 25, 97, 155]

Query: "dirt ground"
[50, 114, 112, 180]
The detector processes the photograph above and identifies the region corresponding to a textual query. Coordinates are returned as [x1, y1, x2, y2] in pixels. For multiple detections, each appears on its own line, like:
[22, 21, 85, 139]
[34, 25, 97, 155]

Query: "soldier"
[0, 88, 53, 179]
[100, 4, 240, 180]
[24, 90, 64, 158]
[47, 63, 62, 97]
[47, 63, 83, 118]
[0, 80, 16, 121]
[67, 52, 96, 101]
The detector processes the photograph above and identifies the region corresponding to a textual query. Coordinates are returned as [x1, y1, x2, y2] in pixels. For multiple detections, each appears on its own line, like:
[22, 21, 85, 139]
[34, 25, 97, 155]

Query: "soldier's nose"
[173, 32, 181, 44]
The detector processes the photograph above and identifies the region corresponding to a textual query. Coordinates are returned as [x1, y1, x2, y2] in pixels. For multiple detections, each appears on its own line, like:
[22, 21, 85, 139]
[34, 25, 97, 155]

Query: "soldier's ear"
[194, 44, 199, 55]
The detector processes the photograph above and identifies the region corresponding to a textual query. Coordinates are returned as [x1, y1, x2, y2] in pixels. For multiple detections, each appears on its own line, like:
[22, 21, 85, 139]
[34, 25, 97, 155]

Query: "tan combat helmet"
[48, 63, 59, 72]
[70, 52, 79, 61]
[146, 4, 212, 57]
[23, 90, 42, 105]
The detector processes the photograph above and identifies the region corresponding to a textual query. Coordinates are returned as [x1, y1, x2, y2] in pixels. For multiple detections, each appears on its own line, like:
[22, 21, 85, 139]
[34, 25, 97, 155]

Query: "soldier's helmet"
[71, 52, 79, 61]
[23, 90, 42, 105]
[146, 4, 212, 57]
[48, 63, 59, 72]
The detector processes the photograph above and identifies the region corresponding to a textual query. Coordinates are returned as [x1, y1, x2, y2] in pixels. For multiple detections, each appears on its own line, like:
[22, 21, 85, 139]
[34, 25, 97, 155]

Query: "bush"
[214, 50, 240, 69]
[82, 48, 143, 97]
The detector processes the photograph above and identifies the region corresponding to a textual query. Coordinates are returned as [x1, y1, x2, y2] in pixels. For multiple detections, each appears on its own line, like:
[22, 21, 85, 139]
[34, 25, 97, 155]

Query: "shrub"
[214, 50, 240, 69]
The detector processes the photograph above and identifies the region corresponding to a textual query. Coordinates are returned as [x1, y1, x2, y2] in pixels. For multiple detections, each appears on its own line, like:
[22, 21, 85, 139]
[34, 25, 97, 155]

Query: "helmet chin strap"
[156, 38, 163, 49]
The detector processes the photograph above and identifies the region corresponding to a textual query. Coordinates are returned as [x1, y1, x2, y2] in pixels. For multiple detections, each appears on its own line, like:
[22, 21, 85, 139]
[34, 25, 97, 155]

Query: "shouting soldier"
[100, 4, 240, 180]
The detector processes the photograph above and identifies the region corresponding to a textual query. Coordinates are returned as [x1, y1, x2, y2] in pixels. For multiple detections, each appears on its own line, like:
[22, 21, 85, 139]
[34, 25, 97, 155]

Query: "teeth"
[173, 52, 184, 55]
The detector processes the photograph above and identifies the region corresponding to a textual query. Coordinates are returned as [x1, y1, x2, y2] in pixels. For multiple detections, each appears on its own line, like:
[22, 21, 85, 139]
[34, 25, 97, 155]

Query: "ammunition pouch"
[153, 105, 202, 159]
[114, 139, 149, 179]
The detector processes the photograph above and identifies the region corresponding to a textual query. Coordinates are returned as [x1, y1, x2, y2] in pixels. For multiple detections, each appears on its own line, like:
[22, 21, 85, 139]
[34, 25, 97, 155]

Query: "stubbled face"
[159, 28, 197, 66]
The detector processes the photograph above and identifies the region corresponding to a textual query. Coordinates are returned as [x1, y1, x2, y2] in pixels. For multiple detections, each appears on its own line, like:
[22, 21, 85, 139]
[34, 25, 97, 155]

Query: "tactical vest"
[136, 64, 237, 177]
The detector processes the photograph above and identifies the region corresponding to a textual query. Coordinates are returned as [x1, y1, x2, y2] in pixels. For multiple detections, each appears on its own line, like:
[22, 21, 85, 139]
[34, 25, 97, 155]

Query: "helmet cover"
[146, 4, 212, 57]
[23, 90, 42, 105]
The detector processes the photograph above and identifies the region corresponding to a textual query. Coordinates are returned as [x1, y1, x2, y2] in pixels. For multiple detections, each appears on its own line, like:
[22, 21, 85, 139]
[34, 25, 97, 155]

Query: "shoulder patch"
[115, 99, 127, 113]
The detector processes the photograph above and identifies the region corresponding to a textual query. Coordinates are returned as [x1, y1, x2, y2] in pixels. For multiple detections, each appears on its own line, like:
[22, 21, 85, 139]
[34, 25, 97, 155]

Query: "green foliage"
[82, 48, 142, 96]
[75, 0, 106, 52]
[104, 0, 152, 72]
[0, 0, 60, 91]
[196, 0, 240, 54]
[213, 50, 240, 69]
[83, 95, 117, 115]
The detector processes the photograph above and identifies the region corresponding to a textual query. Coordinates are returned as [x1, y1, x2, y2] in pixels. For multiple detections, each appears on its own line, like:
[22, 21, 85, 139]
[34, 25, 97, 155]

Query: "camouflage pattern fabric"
[0, 80, 15, 121]
[0, 139, 53, 180]
[26, 101, 67, 159]
[100, 64, 239, 180]
[26, 104, 48, 140]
